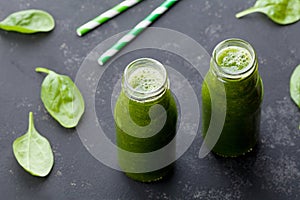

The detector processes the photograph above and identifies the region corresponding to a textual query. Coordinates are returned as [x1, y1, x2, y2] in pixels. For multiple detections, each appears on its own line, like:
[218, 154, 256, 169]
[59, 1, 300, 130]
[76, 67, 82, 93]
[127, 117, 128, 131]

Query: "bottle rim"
[123, 58, 168, 102]
[212, 38, 257, 80]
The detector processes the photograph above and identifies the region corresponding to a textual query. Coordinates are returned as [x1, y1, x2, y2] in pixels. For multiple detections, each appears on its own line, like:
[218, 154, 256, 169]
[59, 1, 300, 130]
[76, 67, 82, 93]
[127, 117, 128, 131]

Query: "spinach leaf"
[290, 64, 300, 108]
[36, 67, 85, 128]
[0, 9, 55, 34]
[13, 112, 54, 177]
[236, 0, 300, 25]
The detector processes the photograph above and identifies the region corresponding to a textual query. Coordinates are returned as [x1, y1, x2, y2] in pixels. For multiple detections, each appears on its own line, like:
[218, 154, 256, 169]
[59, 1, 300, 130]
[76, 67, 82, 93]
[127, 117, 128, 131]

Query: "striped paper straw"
[98, 0, 178, 66]
[77, 0, 143, 36]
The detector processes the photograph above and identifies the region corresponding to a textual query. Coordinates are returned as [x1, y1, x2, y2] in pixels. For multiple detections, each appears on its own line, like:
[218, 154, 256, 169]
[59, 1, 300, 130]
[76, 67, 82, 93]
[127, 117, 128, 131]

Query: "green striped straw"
[77, 0, 143, 36]
[98, 0, 179, 66]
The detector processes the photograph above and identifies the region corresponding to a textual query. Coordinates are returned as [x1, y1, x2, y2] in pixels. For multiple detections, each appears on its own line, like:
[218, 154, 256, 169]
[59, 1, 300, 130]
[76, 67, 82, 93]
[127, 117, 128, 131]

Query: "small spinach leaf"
[290, 64, 300, 108]
[236, 0, 300, 25]
[36, 67, 85, 128]
[0, 9, 55, 34]
[13, 112, 54, 177]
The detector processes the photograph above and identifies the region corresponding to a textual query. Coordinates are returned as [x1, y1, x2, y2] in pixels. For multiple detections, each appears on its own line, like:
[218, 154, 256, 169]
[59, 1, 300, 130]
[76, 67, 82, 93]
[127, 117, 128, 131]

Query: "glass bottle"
[114, 58, 178, 182]
[202, 38, 263, 157]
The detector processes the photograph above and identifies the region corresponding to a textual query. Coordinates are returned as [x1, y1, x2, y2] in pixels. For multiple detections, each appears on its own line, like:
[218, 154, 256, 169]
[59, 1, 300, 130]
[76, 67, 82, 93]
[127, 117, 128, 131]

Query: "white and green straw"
[77, 0, 143, 36]
[98, 0, 178, 66]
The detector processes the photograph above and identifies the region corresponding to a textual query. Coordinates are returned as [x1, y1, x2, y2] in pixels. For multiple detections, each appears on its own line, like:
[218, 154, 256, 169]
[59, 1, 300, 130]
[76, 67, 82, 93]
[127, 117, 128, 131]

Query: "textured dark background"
[0, 0, 299, 199]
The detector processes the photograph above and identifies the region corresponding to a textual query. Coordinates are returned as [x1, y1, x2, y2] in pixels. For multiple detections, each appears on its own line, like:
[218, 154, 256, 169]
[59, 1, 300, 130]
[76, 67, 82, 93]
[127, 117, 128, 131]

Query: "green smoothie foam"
[128, 66, 165, 93]
[216, 46, 252, 74]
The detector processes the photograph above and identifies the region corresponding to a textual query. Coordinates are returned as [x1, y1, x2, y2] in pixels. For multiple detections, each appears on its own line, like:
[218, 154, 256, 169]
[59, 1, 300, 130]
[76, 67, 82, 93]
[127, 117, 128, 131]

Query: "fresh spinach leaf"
[13, 112, 54, 177]
[290, 64, 300, 129]
[236, 0, 300, 25]
[36, 67, 85, 128]
[0, 9, 55, 34]
[290, 64, 300, 108]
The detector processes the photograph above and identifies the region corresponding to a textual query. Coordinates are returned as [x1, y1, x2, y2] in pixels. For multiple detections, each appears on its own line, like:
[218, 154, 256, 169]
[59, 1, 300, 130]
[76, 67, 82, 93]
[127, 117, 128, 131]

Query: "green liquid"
[202, 46, 263, 157]
[115, 67, 177, 182]
[217, 46, 252, 74]
[128, 66, 164, 93]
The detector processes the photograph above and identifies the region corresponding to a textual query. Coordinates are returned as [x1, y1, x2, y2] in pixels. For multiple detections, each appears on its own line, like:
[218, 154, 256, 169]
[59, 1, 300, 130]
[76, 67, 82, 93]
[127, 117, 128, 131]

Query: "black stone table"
[0, 0, 299, 199]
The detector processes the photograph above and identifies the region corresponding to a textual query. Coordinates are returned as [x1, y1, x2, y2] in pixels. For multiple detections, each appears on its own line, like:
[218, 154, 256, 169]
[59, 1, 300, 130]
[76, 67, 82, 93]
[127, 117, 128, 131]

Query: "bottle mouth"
[123, 58, 169, 102]
[212, 38, 257, 79]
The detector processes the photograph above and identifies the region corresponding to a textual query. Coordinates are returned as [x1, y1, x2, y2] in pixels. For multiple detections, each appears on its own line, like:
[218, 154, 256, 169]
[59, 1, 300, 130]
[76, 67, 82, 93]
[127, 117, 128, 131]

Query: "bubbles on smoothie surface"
[128, 67, 164, 93]
[217, 46, 252, 74]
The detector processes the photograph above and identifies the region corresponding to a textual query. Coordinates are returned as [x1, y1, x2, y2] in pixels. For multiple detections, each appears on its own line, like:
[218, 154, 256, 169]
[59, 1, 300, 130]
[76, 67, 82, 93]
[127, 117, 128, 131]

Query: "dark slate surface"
[0, 0, 299, 199]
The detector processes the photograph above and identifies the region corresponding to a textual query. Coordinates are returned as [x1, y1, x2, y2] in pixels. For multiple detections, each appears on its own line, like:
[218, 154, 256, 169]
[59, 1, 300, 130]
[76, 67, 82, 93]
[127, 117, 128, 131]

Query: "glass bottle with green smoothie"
[114, 58, 178, 182]
[202, 38, 263, 157]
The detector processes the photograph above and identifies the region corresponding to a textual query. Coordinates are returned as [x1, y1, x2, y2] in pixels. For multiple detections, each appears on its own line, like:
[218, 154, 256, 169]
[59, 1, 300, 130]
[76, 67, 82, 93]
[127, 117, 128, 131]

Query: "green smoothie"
[115, 58, 177, 182]
[202, 39, 263, 157]
[216, 46, 252, 74]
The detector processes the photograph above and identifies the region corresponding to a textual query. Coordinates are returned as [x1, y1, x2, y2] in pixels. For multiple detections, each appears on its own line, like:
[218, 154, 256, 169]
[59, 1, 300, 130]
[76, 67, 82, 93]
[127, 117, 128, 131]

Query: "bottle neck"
[211, 38, 258, 81]
[122, 58, 169, 102]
